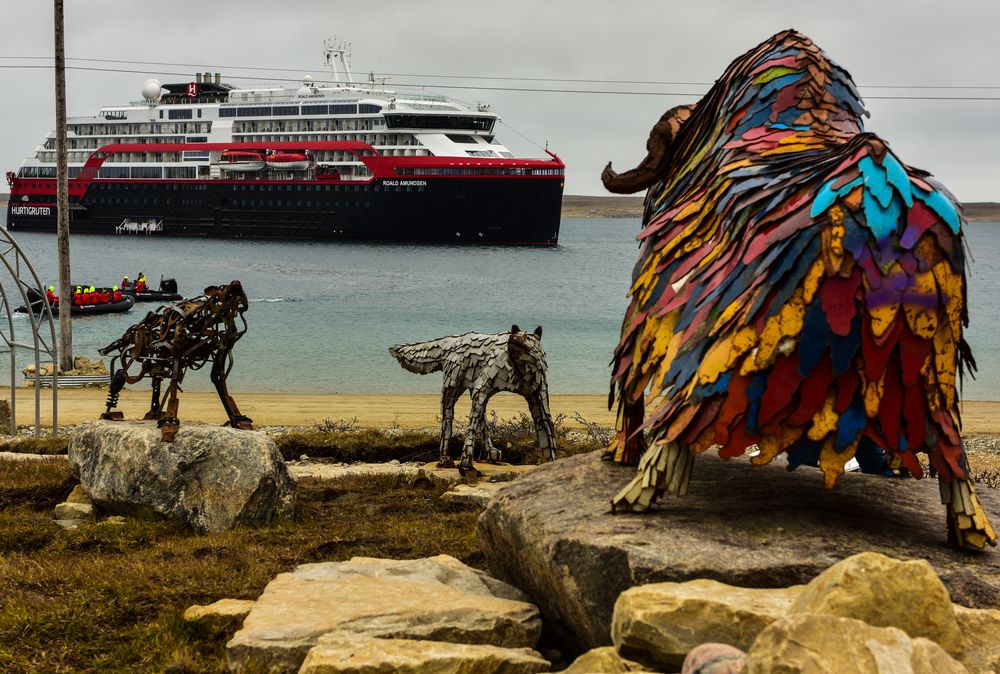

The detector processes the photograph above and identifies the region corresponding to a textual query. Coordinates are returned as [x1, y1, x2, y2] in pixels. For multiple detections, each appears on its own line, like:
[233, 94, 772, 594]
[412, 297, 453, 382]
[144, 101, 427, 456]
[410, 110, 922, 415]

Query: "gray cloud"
[3, 0, 998, 200]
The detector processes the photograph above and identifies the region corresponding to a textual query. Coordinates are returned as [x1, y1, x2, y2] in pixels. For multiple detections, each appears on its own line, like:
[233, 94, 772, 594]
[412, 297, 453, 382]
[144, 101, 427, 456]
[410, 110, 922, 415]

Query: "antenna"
[322, 38, 354, 84]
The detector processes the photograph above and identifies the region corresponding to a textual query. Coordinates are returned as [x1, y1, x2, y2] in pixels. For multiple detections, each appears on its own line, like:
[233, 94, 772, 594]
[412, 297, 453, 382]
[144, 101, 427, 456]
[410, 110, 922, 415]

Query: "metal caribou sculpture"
[602, 30, 995, 549]
[100, 281, 253, 441]
[390, 325, 557, 482]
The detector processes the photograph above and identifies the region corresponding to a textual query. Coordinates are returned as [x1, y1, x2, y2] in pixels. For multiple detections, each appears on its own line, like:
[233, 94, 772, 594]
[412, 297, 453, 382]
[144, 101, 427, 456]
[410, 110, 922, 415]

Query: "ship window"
[168, 109, 193, 120]
[159, 110, 163, 119]
[273, 105, 299, 116]
[219, 108, 237, 118]
[302, 105, 329, 115]
[358, 104, 382, 114]
[447, 134, 478, 144]
[330, 104, 357, 115]
[197, 109, 202, 118]
[238, 106, 272, 117]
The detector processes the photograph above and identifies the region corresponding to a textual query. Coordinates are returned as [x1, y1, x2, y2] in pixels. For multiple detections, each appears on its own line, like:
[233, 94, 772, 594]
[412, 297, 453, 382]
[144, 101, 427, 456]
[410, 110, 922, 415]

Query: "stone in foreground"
[681, 644, 747, 674]
[789, 551, 962, 655]
[954, 606, 1000, 673]
[298, 636, 549, 674]
[612, 580, 801, 670]
[743, 613, 967, 673]
[476, 451, 1000, 651]
[559, 646, 656, 673]
[183, 599, 256, 631]
[226, 555, 541, 673]
[69, 420, 294, 533]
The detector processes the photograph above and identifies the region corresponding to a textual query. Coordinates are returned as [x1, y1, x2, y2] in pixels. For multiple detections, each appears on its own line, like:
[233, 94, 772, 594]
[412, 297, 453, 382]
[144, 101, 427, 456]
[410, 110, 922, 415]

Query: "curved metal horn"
[602, 103, 697, 194]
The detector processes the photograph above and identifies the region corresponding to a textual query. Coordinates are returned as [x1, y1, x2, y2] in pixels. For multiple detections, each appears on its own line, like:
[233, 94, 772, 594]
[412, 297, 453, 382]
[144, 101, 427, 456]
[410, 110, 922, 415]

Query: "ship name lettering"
[383, 180, 427, 187]
[10, 205, 51, 217]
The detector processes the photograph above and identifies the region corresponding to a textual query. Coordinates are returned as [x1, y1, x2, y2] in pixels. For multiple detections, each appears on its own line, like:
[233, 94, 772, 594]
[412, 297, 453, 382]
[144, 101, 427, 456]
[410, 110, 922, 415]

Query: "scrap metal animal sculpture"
[602, 29, 995, 549]
[390, 325, 556, 482]
[100, 281, 253, 442]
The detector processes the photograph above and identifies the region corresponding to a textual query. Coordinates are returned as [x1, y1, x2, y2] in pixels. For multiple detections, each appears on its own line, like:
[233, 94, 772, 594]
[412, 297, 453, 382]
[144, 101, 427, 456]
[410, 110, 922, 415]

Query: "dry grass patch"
[0, 461, 483, 673]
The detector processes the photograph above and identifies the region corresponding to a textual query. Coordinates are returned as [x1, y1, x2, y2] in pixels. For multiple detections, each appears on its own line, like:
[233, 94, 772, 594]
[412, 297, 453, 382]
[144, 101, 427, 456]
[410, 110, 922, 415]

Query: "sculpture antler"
[602, 103, 697, 194]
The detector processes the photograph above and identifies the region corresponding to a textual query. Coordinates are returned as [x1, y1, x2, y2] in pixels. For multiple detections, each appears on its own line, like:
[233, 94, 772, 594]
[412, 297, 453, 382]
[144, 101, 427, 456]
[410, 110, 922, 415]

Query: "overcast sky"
[4, 0, 999, 200]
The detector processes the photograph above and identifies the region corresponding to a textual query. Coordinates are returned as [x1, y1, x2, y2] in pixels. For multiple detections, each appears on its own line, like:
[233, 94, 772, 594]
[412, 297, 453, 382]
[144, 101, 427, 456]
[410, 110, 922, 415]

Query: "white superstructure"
[17, 44, 518, 182]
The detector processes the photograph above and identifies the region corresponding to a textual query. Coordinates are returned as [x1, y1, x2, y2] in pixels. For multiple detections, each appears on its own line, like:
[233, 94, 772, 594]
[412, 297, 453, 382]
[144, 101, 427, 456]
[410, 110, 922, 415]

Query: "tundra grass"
[0, 459, 483, 673]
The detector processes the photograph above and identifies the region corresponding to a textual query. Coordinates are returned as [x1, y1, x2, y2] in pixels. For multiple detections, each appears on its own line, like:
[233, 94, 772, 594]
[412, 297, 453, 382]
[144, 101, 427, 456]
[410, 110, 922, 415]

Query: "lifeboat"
[219, 149, 266, 172]
[266, 151, 311, 171]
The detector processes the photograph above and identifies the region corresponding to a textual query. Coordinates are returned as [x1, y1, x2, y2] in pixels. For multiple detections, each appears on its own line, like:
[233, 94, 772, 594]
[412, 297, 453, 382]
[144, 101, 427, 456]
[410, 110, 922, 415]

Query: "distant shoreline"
[560, 195, 1000, 221]
[3, 193, 998, 221]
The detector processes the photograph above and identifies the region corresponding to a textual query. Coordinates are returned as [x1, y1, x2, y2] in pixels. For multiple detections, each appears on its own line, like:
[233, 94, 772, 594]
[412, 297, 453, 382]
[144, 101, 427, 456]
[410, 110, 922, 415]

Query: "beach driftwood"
[390, 325, 556, 483]
[99, 281, 253, 441]
[603, 29, 994, 549]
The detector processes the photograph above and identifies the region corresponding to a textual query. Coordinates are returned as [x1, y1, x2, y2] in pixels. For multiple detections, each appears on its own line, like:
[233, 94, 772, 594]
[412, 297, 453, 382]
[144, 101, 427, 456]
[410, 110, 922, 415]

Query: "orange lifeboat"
[266, 151, 311, 171]
[219, 149, 266, 172]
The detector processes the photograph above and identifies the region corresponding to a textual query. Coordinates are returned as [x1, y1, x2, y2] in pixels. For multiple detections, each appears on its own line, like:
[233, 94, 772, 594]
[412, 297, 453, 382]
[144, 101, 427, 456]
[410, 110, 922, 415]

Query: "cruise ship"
[6, 43, 564, 244]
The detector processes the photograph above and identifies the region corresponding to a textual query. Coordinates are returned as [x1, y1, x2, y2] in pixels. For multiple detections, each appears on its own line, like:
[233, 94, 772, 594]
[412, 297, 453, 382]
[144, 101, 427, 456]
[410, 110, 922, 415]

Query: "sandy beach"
[3, 386, 999, 434]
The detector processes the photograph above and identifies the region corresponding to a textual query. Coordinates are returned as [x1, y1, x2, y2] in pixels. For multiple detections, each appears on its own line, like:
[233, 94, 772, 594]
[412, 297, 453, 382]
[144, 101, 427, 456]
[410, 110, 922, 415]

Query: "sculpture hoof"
[100, 411, 124, 421]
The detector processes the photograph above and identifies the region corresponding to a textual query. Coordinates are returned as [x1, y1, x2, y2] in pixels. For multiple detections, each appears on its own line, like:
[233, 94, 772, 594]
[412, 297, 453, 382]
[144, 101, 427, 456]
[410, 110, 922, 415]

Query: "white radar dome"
[141, 78, 163, 103]
[303, 74, 314, 84]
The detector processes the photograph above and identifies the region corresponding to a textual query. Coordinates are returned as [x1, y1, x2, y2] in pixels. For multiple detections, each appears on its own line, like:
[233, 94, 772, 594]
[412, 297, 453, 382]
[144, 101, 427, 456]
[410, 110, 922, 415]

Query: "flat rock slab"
[477, 450, 1000, 652]
[0, 451, 66, 462]
[442, 483, 506, 507]
[289, 460, 536, 489]
[227, 554, 542, 673]
[299, 636, 550, 674]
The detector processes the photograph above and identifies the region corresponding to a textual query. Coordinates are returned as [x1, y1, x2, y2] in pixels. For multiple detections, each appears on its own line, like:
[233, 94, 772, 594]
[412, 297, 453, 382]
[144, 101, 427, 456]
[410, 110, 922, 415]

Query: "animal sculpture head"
[507, 325, 547, 385]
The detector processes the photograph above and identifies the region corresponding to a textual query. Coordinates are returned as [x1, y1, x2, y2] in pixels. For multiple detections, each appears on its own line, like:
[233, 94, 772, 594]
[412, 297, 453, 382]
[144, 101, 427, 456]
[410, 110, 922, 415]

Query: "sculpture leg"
[437, 386, 462, 468]
[211, 352, 252, 430]
[460, 391, 489, 485]
[941, 474, 997, 550]
[159, 379, 182, 442]
[143, 378, 164, 420]
[607, 392, 647, 464]
[611, 440, 695, 513]
[478, 392, 500, 464]
[526, 389, 557, 462]
[100, 368, 127, 421]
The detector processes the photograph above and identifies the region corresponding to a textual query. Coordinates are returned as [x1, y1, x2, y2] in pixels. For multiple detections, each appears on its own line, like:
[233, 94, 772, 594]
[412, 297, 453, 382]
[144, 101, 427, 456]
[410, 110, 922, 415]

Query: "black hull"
[123, 291, 183, 302]
[17, 296, 135, 316]
[7, 177, 563, 245]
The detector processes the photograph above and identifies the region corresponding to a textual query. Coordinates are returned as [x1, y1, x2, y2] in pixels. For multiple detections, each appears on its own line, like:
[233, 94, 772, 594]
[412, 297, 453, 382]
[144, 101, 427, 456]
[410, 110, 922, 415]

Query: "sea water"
[1, 218, 998, 400]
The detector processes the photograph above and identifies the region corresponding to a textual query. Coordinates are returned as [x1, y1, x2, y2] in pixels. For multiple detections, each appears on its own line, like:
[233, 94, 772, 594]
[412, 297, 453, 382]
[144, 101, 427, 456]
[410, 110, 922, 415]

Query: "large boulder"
[298, 636, 550, 674]
[789, 551, 962, 654]
[69, 420, 295, 533]
[954, 605, 1000, 673]
[611, 580, 801, 670]
[743, 613, 968, 673]
[226, 555, 542, 673]
[476, 451, 1000, 651]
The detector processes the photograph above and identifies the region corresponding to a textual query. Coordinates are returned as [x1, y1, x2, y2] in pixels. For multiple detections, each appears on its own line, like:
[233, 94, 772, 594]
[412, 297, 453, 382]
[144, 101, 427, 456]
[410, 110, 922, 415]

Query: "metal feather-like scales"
[603, 30, 995, 549]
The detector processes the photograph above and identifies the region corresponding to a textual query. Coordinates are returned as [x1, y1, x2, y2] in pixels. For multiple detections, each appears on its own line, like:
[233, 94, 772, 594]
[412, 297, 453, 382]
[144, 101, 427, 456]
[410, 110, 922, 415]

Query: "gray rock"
[476, 451, 1000, 652]
[227, 554, 541, 673]
[69, 420, 295, 533]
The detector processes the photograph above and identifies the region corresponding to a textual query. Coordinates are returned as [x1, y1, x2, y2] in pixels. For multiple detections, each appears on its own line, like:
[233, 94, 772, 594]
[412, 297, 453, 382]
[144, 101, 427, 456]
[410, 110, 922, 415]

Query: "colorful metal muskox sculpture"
[603, 30, 995, 549]
[100, 281, 253, 442]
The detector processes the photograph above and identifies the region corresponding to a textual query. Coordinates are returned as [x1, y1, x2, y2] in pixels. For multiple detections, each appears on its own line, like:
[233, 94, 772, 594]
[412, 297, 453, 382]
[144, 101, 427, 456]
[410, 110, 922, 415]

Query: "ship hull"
[7, 176, 563, 245]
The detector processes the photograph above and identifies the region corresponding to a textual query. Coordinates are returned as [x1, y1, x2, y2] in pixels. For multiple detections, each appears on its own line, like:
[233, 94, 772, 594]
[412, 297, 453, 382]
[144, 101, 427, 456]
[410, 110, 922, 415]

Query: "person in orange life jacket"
[135, 273, 147, 293]
[112, 285, 122, 303]
[45, 286, 57, 304]
[72, 286, 83, 306]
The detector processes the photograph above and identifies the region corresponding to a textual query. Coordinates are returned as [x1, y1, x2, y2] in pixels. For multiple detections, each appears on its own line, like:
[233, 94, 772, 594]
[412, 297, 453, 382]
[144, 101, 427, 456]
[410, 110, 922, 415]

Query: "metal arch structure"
[0, 228, 59, 436]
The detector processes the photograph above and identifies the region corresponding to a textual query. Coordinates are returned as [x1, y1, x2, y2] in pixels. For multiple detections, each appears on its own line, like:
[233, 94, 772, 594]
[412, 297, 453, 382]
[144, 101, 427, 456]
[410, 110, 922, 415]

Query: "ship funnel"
[203, 71, 211, 85]
[195, 72, 202, 84]
[214, 72, 221, 85]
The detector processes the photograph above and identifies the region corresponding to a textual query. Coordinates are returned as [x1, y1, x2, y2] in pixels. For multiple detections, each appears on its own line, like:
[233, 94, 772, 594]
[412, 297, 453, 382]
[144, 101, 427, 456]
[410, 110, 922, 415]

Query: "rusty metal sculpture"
[99, 281, 253, 442]
[602, 30, 994, 549]
[390, 325, 556, 483]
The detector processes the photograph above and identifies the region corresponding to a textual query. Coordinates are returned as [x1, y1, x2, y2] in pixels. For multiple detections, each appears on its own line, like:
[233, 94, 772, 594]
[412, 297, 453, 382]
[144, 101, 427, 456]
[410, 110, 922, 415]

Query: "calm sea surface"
[1, 217, 999, 400]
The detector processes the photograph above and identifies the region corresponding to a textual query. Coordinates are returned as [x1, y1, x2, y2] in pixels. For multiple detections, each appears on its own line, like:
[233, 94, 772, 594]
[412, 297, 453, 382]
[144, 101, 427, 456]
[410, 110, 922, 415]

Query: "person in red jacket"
[45, 286, 57, 305]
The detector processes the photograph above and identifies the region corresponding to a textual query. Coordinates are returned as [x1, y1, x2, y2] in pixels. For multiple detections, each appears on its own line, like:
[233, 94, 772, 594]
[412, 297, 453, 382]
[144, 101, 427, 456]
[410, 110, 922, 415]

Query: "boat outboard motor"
[160, 278, 178, 294]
